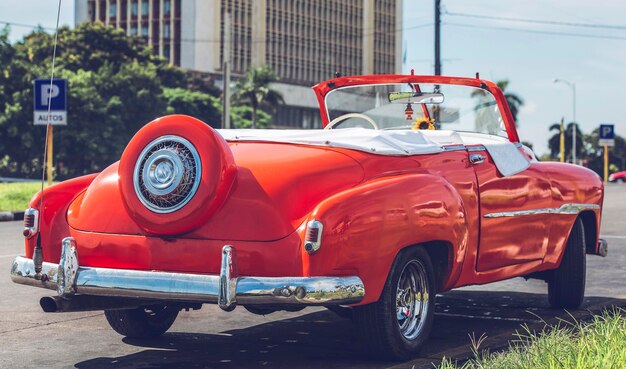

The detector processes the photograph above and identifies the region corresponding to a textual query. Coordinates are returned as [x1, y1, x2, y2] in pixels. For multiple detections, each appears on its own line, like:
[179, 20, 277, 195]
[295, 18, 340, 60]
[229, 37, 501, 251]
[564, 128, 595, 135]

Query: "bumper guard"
[11, 237, 365, 311]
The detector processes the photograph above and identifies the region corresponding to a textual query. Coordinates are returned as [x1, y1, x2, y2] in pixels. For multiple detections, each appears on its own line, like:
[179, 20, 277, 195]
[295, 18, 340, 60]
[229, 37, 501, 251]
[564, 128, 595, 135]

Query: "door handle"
[469, 154, 486, 165]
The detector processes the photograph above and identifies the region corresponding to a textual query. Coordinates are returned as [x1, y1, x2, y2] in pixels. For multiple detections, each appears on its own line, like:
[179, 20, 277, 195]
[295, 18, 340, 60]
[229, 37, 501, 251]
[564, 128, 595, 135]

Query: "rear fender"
[303, 174, 469, 305]
[25, 174, 99, 261]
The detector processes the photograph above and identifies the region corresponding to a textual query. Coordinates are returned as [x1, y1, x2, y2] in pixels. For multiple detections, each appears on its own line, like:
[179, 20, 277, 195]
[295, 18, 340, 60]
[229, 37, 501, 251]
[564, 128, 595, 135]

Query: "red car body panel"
[22, 75, 604, 306]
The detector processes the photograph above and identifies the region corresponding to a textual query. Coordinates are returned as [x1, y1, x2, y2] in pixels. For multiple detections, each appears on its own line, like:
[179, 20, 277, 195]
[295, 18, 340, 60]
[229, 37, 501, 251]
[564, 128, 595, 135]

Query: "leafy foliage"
[233, 65, 284, 129]
[231, 106, 271, 129]
[163, 87, 221, 128]
[547, 122, 584, 163]
[0, 23, 220, 179]
[547, 122, 626, 175]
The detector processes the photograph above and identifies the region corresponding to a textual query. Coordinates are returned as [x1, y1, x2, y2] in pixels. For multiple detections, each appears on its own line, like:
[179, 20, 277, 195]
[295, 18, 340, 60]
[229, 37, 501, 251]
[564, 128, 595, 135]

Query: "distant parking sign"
[34, 78, 67, 125]
[599, 124, 615, 147]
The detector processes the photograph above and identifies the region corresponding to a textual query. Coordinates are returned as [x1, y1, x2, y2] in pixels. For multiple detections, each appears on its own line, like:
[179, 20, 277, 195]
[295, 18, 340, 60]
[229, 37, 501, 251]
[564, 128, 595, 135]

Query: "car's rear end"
[11, 115, 366, 316]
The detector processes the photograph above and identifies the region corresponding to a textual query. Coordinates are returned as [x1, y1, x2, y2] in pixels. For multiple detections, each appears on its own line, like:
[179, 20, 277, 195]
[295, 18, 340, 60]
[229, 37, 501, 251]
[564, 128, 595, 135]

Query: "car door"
[469, 145, 553, 272]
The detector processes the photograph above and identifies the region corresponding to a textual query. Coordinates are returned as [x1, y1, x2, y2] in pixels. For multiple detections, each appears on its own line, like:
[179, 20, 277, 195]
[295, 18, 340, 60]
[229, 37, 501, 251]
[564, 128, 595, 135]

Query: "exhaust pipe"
[596, 239, 608, 257]
[39, 295, 164, 313]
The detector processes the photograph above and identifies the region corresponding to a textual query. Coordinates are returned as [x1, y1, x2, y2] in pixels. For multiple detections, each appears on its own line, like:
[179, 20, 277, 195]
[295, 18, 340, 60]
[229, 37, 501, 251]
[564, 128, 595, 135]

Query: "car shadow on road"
[73, 291, 625, 369]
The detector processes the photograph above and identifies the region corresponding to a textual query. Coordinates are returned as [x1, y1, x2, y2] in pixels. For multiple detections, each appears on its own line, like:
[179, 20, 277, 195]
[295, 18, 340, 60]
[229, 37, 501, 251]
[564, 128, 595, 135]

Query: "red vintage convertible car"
[11, 74, 607, 359]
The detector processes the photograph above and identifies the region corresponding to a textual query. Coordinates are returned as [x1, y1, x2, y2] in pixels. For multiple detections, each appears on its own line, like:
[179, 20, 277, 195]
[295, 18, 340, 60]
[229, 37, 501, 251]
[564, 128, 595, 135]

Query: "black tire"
[548, 217, 586, 309]
[104, 305, 179, 338]
[353, 247, 436, 360]
[617, 178, 625, 183]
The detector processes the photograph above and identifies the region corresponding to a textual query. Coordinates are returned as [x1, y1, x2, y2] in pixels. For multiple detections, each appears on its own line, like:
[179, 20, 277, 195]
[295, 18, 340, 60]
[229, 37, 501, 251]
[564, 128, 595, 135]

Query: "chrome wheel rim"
[133, 135, 201, 213]
[396, 260, 429, 340]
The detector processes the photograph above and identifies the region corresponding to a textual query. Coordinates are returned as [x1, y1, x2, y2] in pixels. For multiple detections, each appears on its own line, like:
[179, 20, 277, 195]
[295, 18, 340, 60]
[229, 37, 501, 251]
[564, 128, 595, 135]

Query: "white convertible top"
[218, 128, 443, 155]
[217, 128, 530, 177]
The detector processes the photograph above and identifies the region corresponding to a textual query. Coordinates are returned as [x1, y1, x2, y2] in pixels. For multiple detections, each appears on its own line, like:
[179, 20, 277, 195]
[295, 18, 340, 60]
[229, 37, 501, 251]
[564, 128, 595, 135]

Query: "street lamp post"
[553, 78, 577, 164]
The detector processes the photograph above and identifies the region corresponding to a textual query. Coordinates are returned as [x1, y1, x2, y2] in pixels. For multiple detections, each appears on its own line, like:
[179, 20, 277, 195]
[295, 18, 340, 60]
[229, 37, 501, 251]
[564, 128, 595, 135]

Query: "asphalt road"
[1, 184, 625, 369]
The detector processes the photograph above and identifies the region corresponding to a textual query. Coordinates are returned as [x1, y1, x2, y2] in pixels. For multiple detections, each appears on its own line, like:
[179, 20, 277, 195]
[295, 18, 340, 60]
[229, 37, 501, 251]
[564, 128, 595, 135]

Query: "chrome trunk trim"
[466, 145, 487, 152]
[484, 203, 600, 218]
[11, 245, 365, 310]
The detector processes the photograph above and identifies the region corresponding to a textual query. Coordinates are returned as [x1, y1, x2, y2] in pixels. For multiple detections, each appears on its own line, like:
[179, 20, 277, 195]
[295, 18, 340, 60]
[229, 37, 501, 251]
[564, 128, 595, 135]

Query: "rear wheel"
[104, 305, 179, 338]
[353, 247, 435, 360]
[548, 218, 586, 309]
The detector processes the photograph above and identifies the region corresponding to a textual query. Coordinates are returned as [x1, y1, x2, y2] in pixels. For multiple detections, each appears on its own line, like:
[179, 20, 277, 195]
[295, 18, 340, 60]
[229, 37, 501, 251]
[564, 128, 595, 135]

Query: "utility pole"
[554, 78, 576, 164]
[560, 117, 565, 163]
[222, 12, 232, 129]
[434, 0, 441, 75]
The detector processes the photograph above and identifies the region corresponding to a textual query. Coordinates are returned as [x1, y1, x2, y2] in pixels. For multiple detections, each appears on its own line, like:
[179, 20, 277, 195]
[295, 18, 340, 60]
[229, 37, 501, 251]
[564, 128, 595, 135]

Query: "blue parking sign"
[599, 124, 615, 147]
[34, 78, 67, 125]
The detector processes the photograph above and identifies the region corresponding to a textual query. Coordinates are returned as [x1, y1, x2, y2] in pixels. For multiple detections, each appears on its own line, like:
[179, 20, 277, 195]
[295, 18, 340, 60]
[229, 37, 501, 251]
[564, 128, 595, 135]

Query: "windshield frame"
[312, 74, 520, 143]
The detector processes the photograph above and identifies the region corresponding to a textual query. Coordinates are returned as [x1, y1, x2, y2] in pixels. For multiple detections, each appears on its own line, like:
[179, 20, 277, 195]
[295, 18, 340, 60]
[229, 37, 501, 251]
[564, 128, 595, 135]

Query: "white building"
[76, 0, 403, 128]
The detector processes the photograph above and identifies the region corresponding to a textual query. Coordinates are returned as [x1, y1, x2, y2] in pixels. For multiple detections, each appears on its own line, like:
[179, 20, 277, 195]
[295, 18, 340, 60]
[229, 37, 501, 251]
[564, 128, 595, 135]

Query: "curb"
[0, 211, 24, 222]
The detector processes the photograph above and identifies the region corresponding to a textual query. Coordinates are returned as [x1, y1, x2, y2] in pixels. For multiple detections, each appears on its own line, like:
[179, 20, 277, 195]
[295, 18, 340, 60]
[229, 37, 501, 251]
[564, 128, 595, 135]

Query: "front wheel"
[548, 217, 586, 309]
[353, 247, 435, 360]
[104, 305, 179, 338]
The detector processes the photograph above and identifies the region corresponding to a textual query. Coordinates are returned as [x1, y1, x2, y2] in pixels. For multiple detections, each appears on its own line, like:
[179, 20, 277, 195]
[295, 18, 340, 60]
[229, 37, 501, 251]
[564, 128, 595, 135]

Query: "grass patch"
[439, 308, 626, 369]
[0, 182, 43, 212]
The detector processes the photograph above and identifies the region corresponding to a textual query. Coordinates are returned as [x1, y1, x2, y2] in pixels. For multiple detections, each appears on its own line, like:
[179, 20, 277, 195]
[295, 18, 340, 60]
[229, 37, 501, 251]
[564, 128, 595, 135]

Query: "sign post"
[34, 79, 67, 184]
[598, 124, 615, 183]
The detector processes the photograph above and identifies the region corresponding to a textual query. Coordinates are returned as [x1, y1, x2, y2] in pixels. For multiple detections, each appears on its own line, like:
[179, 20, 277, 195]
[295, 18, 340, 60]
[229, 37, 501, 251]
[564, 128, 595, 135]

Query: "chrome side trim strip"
[11, 246, 365, 308]
[442, 144, 466, 152]
[467, 145, 486, 152]
[484, 203, 600, 218]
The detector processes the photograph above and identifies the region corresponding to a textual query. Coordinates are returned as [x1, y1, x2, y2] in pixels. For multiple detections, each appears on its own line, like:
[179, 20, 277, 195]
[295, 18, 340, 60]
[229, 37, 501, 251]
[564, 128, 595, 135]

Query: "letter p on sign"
[40, 84, 60, 107]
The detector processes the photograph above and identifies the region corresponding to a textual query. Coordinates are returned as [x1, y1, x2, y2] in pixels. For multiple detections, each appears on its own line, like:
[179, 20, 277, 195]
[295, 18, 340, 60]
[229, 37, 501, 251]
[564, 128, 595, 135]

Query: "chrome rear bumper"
[11, 238, 364, 311]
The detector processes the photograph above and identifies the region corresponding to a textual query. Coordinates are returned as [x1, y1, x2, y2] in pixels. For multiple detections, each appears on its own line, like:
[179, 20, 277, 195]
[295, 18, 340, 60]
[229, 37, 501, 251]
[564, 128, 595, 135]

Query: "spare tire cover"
[118, 115, 236, 235]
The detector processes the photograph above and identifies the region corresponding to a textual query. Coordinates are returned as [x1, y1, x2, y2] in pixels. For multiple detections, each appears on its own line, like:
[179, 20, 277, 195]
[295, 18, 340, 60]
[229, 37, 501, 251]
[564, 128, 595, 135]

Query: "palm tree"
[496, 80, 524, 125]
[548, 122, 583, 162]
[233, 66, 284, 129]
[470, 79, 524, 134]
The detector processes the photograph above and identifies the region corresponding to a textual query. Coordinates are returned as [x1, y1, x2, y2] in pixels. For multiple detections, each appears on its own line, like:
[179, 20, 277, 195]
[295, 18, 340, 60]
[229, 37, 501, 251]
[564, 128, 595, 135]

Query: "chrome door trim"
[484, 203, 600, 218]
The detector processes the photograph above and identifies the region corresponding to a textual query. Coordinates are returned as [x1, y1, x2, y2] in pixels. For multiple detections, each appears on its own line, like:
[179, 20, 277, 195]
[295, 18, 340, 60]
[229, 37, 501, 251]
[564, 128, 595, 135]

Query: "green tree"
[163, 87, 221, 128]
[233, 65, 284, 129]
[0, 23, 220, 179]
[231, 106, 271, 129]
[547, 122, 583, 162]
[582, 128, 626, 176]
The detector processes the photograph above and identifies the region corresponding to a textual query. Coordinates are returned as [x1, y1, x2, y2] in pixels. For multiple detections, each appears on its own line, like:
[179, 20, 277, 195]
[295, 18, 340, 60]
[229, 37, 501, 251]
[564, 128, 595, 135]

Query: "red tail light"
[23, 208, 39, 238]
[304, 219, 323, 254]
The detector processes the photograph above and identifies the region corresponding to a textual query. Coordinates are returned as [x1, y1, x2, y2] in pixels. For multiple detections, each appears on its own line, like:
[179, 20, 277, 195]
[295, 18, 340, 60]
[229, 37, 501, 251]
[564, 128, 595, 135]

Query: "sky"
[1, 0, 625, 156]
[402, 0, 626, 156]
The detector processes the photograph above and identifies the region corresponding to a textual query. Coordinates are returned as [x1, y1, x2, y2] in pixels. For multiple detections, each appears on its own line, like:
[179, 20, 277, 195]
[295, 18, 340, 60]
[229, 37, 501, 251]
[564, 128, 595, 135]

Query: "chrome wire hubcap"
[396, 260, 429, 340]
[133, 136, 201, 213]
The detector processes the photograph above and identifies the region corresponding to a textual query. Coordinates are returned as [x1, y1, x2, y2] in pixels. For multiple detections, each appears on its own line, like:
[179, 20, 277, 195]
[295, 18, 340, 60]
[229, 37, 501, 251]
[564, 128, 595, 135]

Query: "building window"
[88, 0, 95, 22]
[164, 45, 170, 61]
[131, 0, 138, 16]
[164, 23, 170, 38]
[141, 24, 149, 37]
[141, 1, 149, 16]
[109, 3, 117, 17]
[164, 0, 171, 16]
[130, 25, 138, 35]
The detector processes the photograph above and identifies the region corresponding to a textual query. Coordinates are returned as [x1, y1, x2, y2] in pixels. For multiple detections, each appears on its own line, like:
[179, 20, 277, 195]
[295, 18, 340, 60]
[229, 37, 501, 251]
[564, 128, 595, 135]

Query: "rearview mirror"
[388, 92, 444, 104]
